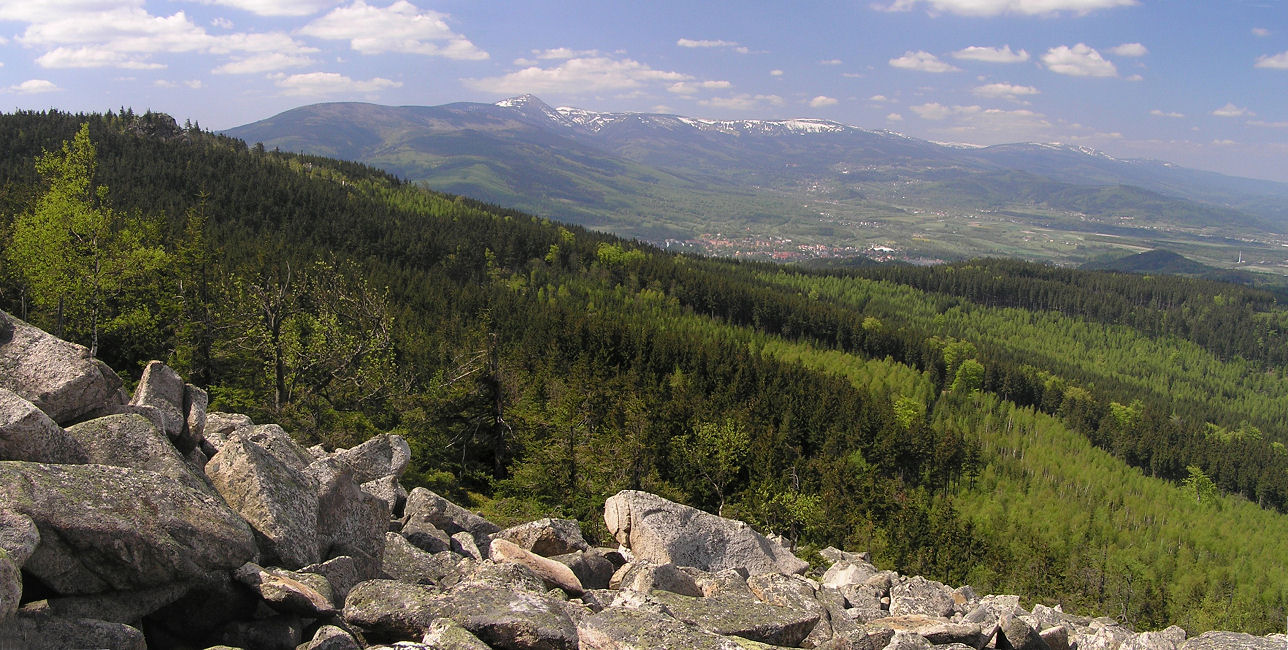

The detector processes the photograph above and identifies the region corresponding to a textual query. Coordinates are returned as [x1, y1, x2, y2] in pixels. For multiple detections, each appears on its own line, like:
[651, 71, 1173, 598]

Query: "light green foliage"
[1108, 401, 1142, 429]
[745, 482, 821, 549]
[595, 242, 647, 267]
[940, 337, 978, 377]
[674, 418, 750, 515]
[1182, 465, 1218, 504]
[893, 395, 925, 430]
[951, 359, 985, 394]
[5, 123, 168, 356]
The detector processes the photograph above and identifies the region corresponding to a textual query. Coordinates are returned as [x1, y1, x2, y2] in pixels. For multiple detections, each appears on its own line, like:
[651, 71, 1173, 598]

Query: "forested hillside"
[1, 110, 1286, 635]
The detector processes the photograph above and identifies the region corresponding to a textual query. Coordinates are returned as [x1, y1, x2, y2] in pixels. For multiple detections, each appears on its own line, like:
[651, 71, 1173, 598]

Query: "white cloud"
[676, 38, 748, 53]
[889, 50, 959, 73]
[698, 94, 784, 111]
[1255, 51, 1288, 69]
[154, 78, 204, 88]
[213, 51, 315, 73]
[667, 80, 732, 95]
[532, 48, 598, 60]
[809, 95, 838, 107]
[951, 45, 1029, 63]
[869, 94, 890, 102]
[911, 102, 981, 120]
[1124, 74, 1143, 81]
[1249, 120, 1288, 128]
[0, 0, 130, 22]
[1042, 44, 1117, 77]
[188, 0, 341, 17]
[819, 59, 842, 65]
[18, 7, 210, 52]
[886, 112, 903, 121]
[770, 69, 784, 76]
[211, 17, 233, 28]
[300, 0, 487, 59]
[273, 71, 400, 96]
[1150, 109, 1184, 118]
[877, 0, 1136, 16]
[36, 46, 166, 69]
[1108, 42, 1148, 57]
[973, 82, 1039, 100]
[1212, 102, 1253, 118]
[1253, 28, 1270, 37]
[9, 1, 319, 71]
[677, 38, 735, 48]
[6, 79, 59, 94]
[466, 56, 690, 95]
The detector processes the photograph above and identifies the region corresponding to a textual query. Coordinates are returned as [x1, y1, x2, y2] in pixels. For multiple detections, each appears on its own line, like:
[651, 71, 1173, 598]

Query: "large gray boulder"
[553, 549, 616, 591]
[1179, 631, 1285, 650]
[241, 423, 315, 473]
[889, 576, 956, 618]
[0, 388, 89, 464]
[0, 507, 41, 567]
[650, 589, 822, 646]
[1123, 626, 1187, 650]
[65, 413, 210, 494]
[127, 361, 187, 442]
[998, 614, 1048, 650]
[747, 572, 834, 646]
[0, 310, 122, 425]
[498, 518, 590, 557]
[381, 532, 470, 586]
[342, 579, 440, 640]
[333, 433, 411, 483]
[361, 474, 407, 515]
[233, 562, 335, 617]
[822, 559, 880, 589]
[30, 582, 191, 625]
[0, 461, 255, 595]
[422, 617, 492, 650]
[610, 560, 702, 597]
[577, 606, 745, 650]
[205, 430, 320, 568]
[203, 411, 253, 452]
[603, 489, 808, 576]
[345, 578, 579, 649]
[308, 456, 390, 577]
[0, 610, 146, 650]
[490, 538, 584, 595]
[402, 487, 501, 551]
[0, 549, 17, 623]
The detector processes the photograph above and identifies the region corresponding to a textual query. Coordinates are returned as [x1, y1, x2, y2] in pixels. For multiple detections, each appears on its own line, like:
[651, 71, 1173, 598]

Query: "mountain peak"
[495, 94, 574, 127]
[495, 93, 550, 110]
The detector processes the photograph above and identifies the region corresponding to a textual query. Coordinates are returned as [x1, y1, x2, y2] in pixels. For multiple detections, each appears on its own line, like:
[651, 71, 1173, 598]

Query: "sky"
[1, 0, 1287, 182]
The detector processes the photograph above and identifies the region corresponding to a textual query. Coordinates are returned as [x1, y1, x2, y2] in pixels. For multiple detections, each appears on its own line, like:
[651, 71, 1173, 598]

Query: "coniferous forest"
[3, 110, 1288, 634]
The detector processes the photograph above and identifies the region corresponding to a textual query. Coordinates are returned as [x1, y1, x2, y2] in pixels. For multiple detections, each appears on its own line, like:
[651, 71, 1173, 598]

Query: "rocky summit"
[0, 308, 1282, 650]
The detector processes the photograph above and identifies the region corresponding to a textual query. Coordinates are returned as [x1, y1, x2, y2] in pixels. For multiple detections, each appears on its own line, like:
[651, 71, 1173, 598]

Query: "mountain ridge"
[223, 95, 1288, 268]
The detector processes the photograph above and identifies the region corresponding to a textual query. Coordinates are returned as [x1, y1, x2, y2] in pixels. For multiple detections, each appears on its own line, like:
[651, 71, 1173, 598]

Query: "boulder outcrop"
[0, 311, 121, 425]
[603, 489, 809, 576]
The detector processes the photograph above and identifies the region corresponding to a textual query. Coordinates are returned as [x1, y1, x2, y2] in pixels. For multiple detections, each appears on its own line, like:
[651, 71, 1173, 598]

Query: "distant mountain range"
[224, 95, 1288, 269]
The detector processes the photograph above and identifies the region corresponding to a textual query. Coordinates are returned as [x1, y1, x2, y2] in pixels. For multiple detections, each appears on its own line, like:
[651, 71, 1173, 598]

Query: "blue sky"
[1, 0, 1287, 182]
